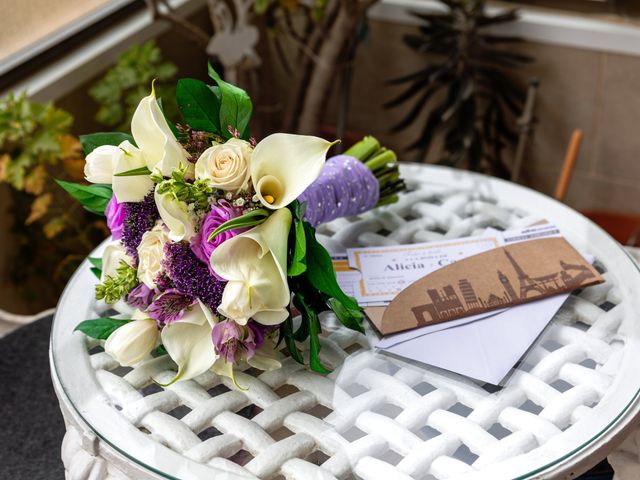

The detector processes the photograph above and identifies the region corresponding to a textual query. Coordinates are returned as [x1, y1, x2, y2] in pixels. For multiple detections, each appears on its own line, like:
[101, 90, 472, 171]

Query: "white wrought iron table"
[51, 164, 640, 479]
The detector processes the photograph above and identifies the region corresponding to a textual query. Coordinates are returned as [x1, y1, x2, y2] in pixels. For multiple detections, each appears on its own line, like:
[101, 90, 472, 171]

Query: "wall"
[3, 9, 640, 313]
[332, 18, 640, 216]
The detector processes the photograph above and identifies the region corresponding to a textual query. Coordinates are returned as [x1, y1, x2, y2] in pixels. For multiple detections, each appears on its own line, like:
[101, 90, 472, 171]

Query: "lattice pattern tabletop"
[51, 164, 640, 480]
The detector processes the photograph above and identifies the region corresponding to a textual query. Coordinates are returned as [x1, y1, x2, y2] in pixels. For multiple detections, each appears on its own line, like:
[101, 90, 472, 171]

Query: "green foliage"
[281, 203, 365, 373]
[80, 132, 135, 155]
[88, 256, 103, 279]
[385, 0, 532, 177]
[114, 166, 152, 177]
[209, 208, 269, 241]
[280, 317, 304, 364]
[95, 260, 138, 304]
[153, 164, 215, 211]
[75, 317, 130, 340]
[0, 93, 107, 306]
[0, 92, 73, 190]
[287, 201, 307, 276]
[207, 64, 253, 140]
[301, 221, 360, 317]
[90, 41, 178, 130]
[176, 78, 222, 134]
[55, 180, 112, 215]
[293, 292, 331, 373]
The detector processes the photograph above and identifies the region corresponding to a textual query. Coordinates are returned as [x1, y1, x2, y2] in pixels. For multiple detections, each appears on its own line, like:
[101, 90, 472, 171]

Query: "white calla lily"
[250, 133, 336, 209]
[131, 86, 193, 178]
[160, 300, 219, 384]
[210, 208, 292, 325]
[154, 186, 195, 242]
[101, 242, 133, 282]
[84, 145, 122, 184]
[105, 316, 159, 367]
[248, 341, 281, 371]
[112, 141, 154, 202]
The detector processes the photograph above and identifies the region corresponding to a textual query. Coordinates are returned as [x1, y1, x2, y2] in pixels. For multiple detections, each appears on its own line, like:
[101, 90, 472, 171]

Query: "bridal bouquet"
[60, 66, 404, 385]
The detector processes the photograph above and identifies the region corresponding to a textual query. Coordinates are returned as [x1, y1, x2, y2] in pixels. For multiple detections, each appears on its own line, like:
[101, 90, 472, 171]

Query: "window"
[0, 0, 139, 77]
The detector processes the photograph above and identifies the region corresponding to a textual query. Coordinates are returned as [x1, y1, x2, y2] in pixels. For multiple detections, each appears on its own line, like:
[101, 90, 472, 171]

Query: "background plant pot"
[582, 210, 640, 246]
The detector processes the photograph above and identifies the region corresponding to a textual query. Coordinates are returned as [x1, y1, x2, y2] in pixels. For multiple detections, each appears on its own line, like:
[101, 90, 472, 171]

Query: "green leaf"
[80, 132, 135, 155]
[88, 256, 103, 269]
[293, 293, 331, 374]
[282, 317, 305, 364]
[55, 180, 112, 215]
[88, 256, 103, 280]
[154, 344, 168, 356]
[301, 221, 364, 333]
[208, 208, 269, 241]
[113, 166, 152, 177]
[208, 64, 253, 140]
[302, 221, 359, 312]
[328, 297, 365, 333]
[176, 78, 221, 134]
[74, 317, 130, 340]
[288, 218, 307, 276]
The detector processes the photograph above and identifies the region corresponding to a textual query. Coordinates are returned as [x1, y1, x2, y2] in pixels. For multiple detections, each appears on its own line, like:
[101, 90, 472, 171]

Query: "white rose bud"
[101, 242, 133, 282]
[84, 145, 123, 184]
[105, 316, 159, 367]
[137, 225, 169, 289]
[112, 140, 155, 203]
[195, 138, 252, 193]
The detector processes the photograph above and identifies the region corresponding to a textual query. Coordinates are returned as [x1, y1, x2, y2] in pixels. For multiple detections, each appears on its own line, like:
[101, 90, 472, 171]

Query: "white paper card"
[346, 235, 501, 305]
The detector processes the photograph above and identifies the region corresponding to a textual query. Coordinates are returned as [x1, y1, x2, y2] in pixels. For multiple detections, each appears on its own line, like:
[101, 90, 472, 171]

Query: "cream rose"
[137, 225, 169, 288]
[84, 145, 123, 184]
[195, 138, 252, 193]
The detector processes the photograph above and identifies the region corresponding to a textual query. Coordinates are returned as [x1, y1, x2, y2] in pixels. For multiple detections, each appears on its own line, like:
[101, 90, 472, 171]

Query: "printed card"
[346, 235, 501, 305]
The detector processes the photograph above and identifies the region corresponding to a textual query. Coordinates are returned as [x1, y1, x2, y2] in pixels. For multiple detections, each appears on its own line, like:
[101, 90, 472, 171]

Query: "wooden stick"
[554, 129, 583, 202]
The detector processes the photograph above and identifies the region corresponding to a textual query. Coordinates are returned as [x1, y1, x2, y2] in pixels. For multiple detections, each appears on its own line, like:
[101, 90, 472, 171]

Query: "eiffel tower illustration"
[503, 249, 547, 299]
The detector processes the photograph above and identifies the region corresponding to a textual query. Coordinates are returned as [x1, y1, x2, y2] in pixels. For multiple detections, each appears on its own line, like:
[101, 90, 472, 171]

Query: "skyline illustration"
[411, 246, 597, 325]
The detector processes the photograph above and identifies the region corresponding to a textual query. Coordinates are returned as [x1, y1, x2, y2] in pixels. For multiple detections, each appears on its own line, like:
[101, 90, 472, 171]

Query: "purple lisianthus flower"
[147, 289, 196, 326]
[105, 195, 126, 240]
[211, 320, 269, 363]
[126, 283, 155, 310]
[247, 321, 272, 349]
[191, 201, 244, 279]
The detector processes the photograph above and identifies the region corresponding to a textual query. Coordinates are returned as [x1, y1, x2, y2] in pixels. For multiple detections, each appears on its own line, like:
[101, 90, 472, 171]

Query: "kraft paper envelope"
[372, 237, 603, 336]
[378, 250, 597, 385]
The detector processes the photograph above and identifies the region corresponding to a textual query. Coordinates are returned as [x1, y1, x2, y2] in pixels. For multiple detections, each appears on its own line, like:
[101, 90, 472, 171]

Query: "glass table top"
[51, 164, 640, 480]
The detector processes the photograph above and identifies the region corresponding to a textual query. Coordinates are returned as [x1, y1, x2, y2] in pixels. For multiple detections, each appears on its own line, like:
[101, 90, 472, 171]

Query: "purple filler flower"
[191, 201, 244, 279]
[126, 283, 155, 310]
[105, 195, 126, 240]
[163, 241, 225, 310]
[121, 192, 160, 259]
[147, 289, 196, 326]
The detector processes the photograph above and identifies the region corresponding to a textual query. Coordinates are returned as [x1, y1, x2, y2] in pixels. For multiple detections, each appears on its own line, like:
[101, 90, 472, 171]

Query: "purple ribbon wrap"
[298, 155, 379, 227]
